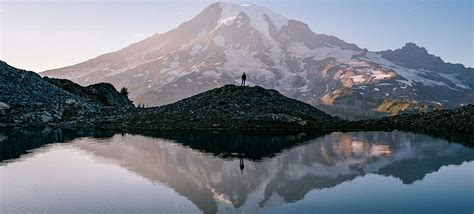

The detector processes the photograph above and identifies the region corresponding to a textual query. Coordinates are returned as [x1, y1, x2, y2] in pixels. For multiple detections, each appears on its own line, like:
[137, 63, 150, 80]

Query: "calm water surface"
[1, 129, 473, 213]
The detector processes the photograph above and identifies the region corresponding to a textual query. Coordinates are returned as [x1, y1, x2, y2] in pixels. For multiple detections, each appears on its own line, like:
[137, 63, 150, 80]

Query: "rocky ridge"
[64, 85, 341, 131]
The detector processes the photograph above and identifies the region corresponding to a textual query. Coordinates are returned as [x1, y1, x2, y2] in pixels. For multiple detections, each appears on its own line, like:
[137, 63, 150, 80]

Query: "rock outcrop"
[0, 61, 133, 126]
[45, 77, 134, 108]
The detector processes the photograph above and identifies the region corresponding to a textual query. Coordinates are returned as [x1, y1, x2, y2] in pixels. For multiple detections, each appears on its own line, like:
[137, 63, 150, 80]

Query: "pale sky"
[1, 0, 473, 72]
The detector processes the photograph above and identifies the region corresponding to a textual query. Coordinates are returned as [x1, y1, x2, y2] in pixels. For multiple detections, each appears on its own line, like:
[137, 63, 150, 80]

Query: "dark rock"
[45, 77, 134, 109]
[0, 61, 134, 127]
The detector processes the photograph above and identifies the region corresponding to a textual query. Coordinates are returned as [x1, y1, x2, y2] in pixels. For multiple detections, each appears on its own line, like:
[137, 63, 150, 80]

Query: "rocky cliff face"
[42, 2, 473, 119]
[0, 61, 133, 126]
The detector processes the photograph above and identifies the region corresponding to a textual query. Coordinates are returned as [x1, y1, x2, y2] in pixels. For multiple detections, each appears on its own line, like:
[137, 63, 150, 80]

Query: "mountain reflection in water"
[1, 129, 473, 213]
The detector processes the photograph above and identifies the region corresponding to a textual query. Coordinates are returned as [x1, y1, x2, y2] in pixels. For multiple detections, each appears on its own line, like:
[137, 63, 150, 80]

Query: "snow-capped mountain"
[42, 2, 474, 118]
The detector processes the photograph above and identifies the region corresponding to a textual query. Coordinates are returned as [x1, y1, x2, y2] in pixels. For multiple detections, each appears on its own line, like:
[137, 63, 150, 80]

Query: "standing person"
[241, 72, 247, 86]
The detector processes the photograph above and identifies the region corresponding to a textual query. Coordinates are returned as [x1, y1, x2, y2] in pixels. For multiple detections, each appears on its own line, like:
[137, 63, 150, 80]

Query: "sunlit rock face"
[42, 3, 473, 119]
[68, 131, 474, 213]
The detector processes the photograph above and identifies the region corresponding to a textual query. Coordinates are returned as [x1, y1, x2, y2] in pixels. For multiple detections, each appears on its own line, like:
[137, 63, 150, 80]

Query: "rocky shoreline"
[349, 105, 474, 146]
[4, 102, 474, 146]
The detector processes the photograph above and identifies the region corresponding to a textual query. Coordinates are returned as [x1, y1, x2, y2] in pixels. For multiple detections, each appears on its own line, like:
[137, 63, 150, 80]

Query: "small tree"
[120, 87, 129, 98]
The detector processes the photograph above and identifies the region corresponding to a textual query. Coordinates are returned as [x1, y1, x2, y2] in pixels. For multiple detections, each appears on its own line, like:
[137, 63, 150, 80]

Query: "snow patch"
[214, 35, 225, 47]
[133, 73, 145, 77]
[298, 85, 311, 92]
[222, 48, 276, 82]
[219, 2, 288, 30]
[438, 73, 470, 89]
[219, 16, 237, 25]
[202, 70, 221, 79]
[218, 2, 287, 64]
[364, 52, 455, 88]
[350, 75, 366, 84]
[289, 42, 360, 61]
[190, 44, 202, 55]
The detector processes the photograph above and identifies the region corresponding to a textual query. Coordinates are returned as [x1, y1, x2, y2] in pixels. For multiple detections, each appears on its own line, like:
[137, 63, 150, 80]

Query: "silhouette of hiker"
[241, 72, 247, 86]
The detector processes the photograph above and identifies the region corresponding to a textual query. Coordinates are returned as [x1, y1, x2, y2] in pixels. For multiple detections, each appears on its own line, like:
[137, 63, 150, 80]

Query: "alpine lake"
[1, 128, 473, 214]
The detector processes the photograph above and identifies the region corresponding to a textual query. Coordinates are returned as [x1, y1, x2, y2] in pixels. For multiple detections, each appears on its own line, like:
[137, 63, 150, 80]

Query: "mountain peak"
[401, 42, 428, 54]
[215, 2, 288, 30]
[378, 42, 470, 75]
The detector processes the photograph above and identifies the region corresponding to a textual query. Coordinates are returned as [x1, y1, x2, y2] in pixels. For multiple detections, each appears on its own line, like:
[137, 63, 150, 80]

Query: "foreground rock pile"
[0, 61, 133, 126]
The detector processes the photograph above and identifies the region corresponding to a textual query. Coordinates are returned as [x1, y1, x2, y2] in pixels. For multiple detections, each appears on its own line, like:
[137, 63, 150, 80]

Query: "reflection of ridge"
[377, 153, 472, 184]
[67, 131, 474, 214]
[131, 131, 329, 160]
[239, 155, 244, 173]
[0, 128, 114, 162]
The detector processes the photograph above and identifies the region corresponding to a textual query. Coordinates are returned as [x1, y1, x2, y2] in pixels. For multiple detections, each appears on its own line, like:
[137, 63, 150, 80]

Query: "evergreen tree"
[120, 87, 129, 98]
